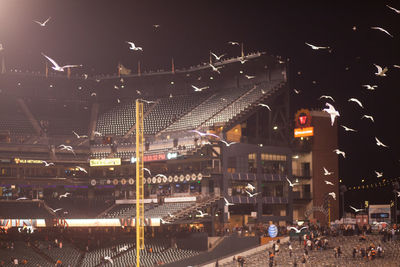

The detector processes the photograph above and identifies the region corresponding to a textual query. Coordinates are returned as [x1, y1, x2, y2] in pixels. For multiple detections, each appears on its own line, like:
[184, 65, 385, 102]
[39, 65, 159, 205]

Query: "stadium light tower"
[136, 99, 145, 266]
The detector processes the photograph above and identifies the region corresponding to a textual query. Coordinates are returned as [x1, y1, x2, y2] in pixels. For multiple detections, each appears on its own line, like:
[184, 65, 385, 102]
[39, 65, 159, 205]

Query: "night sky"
[1, 0, 399, 208]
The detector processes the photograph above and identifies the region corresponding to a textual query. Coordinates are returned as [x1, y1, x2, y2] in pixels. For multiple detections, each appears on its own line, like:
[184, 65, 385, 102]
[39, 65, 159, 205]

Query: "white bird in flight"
[42, 53, 81, 72]
[325, 180, 334, 186]
[0, 43, 4, 51]
[341, 125, 357, 132]
[323, 103, 340, 126]
[197, 210, 208, 217]
[72, 131, 88, 139]
[59, 192, 71, 199]
[319, 95, 335, 102]
[191, 85, 209, 92]
[371, 27, 393, 38]
[220, 140, 237, 146]
[58, 144, 75, 155]
[34, 17, 51, 27]
[245, 190, 260, 198]
[375, 171, 383, 178]
[323, 167, 333, 176]
[189, 130, 220, 139]
[76, 166, 87, 173]
[374, 64, 388, 76]
[286, 177, 298, 187]
[104, 256, 113, 265]
[210, 52, 226, 61]
[362, 115, 374, 122]
[126, 42, 143, 51]
[333, 149, 345, 158]
[362, 84, 378, 90]
[246, 183, 256, 191]
[394, 65, 400, 69]
[349, 206, 365, 213]
[375, 137, 388, 148]
[328, 192, 336, 200]
[94, 131, 102, 136]
[305, 42, 330, 50]
[228, 41, 239, 46]
[293, 89, 301, 94]
[258, 104, 271, 111]
[143, 168, 151, 176]
[224, 198, 234, 206]
[209, 64, 222, 74]
[348, 98, 364, 108]
[49, 207, 63, 213]
[239, 58, 247, 64]
[16, 197, 29, 201]
[289, 226, 308, 233]
[119, 245, 128, 252]
[42, 161, 55, 167]
[141, 99, 156, 104]
[168, 212, 175, 218]
[396, 191, 400, 197]
[160, 218, 171, 224]
[245, 75, 256, 79]
[387, 5, 400, 14]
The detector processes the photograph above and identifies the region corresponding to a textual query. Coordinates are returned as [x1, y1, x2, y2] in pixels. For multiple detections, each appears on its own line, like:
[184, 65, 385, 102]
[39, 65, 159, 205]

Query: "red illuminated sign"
[295, 109, 312, 128]
[143, 154, 166, 162]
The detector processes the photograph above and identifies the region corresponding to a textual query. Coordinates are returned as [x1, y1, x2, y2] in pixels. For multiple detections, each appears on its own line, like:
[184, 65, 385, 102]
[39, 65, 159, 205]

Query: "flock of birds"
[2, 3, 400, 233]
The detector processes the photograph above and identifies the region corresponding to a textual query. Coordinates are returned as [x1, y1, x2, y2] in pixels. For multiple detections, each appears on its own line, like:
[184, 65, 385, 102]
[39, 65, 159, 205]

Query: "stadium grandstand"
[0, 51, 299, 266]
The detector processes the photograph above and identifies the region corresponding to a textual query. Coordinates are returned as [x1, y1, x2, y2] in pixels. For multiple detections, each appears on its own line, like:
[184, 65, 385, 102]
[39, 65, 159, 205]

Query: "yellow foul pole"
[136, 99, 144, 266]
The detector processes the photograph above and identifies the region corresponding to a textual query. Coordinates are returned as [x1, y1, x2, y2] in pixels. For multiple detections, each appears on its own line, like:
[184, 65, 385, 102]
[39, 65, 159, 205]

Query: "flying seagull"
[293, 89, 301, 94]
[191, 85, 209, 92]
[341, 125, 357, 132]
[91, 92, 97, 97]
[396, 191, 400, 197]
[224, 198, 234, 206]
[34, 17, 51, 27]
[76, 166, 88, 173]
[209, 64, 221, 74]
[333, 149, 345, 158]
[49, 207, 63, 213]
[362, 84, 378, 90]
[42, 53, 81, 72]
[210, 52, 226, 61]
[305, 42, 330, 50]
[371, 27, 393, 38]
[104, 256, 113, 265]
[348, 98, 364, 108]
[59, 192, 71, 199]
[350, 206, 365, 213]
[386, 5, 400, 14]
[58, 144, 75, 156]
[246, 183, 256, 191]
[361, 115, 374, 122]
[141, 99, 156, 104]
[394, 65, 400, 69]
[323, 167, 333, 176]
[119, 245, 128, 252]
[72, 131, 88, 139]
[220, 140, 237, 146]
[94, 131, 102, 136]
[328, 192, 336, 200]
[245, 190, 260, 198]
[289, 226, 308, 233]
[375, 137, 388, 147]
[325, 180, 334, 186]
[239, 58, 247, 64]
[323, 103, 340, 126]
[126, 42, 143, 51]
[319, 95, 335, 102]
[160, 218, 171, 224]
[286, 177, 298, 187]
[143, 168, 151, 176]
[245, 75, 256, 79]
[197, 210, 208, 217]
[42, 161, 55, 167]
[153, 24, 160, 28]
[167, 212, 175, 218]
[189, 130, 220, 139]
[228, 41, 239, 46]
[374, 64, 388, 76]
[258, 103, 271, 111]
[16, 197, 29, 201]
[375, 171, 383, 178]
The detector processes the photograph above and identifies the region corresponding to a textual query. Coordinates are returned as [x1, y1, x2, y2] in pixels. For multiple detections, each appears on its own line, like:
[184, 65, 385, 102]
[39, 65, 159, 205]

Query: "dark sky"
[1, 0, 399, 206]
